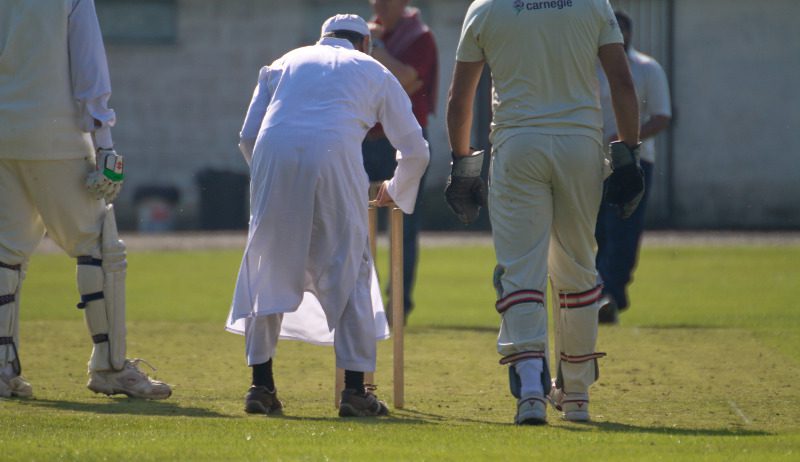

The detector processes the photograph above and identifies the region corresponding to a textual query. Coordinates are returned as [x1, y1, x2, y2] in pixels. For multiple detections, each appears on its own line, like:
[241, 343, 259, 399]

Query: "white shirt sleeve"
[596, 0, 624, 47]
[377, 72, 430, 214]
[239, 66, 274, 150]
[645, 61, 672, 118]
[455, 0, 490, 63]
[68, 0, 116, 147]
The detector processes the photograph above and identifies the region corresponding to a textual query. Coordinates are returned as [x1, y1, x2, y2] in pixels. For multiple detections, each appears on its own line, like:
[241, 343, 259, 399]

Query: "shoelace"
[127, 358, 158, 374]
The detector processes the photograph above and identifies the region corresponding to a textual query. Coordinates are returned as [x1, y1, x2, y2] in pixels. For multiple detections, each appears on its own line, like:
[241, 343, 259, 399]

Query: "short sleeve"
[596, 0, 623, 47]
[455, 1, 490, 62]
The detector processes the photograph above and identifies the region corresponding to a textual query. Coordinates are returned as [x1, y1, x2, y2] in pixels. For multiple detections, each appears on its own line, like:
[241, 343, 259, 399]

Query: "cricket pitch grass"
[1, 239, 798, 460]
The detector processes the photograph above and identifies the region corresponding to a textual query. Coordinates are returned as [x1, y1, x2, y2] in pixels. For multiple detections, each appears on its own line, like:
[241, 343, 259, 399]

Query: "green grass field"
[1, 241, 799, 460]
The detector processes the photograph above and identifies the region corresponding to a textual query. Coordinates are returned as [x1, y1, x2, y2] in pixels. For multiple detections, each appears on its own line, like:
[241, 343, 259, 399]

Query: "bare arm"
[608, 114, 671, 144]
[640, 114, 671, 140]
[371, 47, 420, 92]
[369, 23, 420, 93]
[446, 60, 485, 157]
[598, 43, 640, 146]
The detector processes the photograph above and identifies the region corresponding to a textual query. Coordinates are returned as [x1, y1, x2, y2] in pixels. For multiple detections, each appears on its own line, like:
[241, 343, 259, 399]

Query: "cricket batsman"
[226, 14, 429, 417]
[0, 0, 171, 399]
[446, 0, 642, 424]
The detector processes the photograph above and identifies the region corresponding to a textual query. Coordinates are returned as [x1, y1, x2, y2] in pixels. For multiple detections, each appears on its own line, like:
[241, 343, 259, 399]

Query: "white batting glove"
[86, 148, 124, 203]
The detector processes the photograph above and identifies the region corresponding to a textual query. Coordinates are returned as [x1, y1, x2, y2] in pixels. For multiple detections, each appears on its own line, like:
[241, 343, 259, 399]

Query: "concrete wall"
[671, 0, 800, 228]
[103, 0, 469, 229]
[103, 0, 800, 230]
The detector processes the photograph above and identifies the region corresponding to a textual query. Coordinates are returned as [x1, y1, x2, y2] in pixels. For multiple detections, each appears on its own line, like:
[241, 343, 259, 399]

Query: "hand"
[86, 148, 124, 203]
[605, 142, 644, 219]
[368, 22, 384, 41]
[403, 79, 424, 95]
[374, 180, 394, 207]
[444, 150, 487, 225]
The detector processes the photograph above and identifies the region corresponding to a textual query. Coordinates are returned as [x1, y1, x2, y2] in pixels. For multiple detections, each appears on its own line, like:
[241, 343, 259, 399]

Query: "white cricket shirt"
[456, 0, 623, 148]
[0, 0, 116, 159]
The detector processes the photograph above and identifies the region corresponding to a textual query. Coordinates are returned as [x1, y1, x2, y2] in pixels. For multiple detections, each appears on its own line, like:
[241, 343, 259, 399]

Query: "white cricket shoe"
[0, 370, 33, 398]
[88, 359, 172, 400]
[549, 386, 590, 422]
[515, 393, 547, 425]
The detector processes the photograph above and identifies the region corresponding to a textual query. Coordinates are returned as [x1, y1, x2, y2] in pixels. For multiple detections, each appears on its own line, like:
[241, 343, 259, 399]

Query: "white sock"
[515, 358, 544, 396]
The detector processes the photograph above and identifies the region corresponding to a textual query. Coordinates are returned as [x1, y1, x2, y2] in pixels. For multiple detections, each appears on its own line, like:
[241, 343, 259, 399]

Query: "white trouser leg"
[489, 135, 553, 388]
[546, 135, 606, 394]
[333, 251, 376, 372]
[497, 302, 548, 358]
[0, 263, 22, 375]
[554, 289, 605, 393]
[245, 314, 283, 366]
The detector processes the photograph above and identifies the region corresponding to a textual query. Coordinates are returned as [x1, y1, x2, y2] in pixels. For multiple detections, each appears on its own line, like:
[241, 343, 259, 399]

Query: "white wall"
[104, 0, 800, 229]
[105, 0, 470, 228]
[671, 0, 800, 228]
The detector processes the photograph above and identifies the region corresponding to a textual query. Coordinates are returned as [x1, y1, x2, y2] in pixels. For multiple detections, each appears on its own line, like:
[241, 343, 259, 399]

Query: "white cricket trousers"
[489, 133, 607, 394]
[245, 250, 378, 372]
[0, 158, 104, 264]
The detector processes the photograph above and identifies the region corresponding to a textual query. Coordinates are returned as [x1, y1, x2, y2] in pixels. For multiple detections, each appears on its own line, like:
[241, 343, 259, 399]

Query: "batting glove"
[605, 141, 644, 219]
[86, 148, 124, 203]
[445, 150, 487, 225]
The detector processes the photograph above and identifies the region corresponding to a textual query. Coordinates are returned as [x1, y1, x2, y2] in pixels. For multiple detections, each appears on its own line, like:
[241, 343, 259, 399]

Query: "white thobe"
[226, 38, 429, 364]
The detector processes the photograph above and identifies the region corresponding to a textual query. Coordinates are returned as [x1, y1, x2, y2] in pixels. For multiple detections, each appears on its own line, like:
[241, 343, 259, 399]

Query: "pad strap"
[77, 256, 103, 266]
[558, 286, 603, 308]
[92, 334, 109, 344]
[496, 289, 545, 314]
[560, 352, 607, 363]
[500, 350, 546, 365]
[0, 262, 22, 271]
[77, 292, 104, 309]
[0, 294, 15, 307]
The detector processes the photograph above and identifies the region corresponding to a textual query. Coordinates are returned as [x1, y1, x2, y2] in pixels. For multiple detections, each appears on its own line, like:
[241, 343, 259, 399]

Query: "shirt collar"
[317, 36, 355, 50]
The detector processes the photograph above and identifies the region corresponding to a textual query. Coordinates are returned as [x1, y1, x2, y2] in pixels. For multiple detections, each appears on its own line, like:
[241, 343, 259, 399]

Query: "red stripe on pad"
[499, 350, 546, 365]
[496, 289, 544, 313]
[558, 286, 603, 308]
[560, 352, 607, 363]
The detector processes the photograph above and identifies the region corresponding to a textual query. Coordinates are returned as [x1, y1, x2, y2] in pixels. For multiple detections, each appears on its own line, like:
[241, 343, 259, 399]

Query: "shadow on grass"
[633, 324, 726, 330]
[560, 420, 771, 436]
[15, 397, 229, 418]
[410, 325, 497, 334]
[258, 413, 431, 425]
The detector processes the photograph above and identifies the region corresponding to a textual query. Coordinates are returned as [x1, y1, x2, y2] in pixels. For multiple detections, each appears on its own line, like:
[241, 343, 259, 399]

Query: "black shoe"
[338, 386, 389, 417]
[244, 385, 283, 415]
[598, 296, 619, 324]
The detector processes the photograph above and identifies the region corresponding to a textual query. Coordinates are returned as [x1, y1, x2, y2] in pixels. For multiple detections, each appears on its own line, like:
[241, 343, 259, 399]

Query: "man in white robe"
[227, 14, 429, 417]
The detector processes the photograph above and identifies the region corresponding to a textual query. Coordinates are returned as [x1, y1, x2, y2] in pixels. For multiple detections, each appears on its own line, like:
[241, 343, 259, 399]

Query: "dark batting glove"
[445, 150, 487, 225]
[605, 141, 645, 219]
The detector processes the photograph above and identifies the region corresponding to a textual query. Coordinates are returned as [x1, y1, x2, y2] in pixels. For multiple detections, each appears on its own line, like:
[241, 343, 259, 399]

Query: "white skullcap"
[320, 14, 370, 38]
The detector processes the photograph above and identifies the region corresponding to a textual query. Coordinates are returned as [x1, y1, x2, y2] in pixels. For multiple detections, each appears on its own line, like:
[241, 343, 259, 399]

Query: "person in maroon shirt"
[363, 0, 438, 323]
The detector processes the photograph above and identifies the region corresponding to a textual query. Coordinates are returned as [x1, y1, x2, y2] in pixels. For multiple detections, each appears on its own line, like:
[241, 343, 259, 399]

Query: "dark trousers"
[595, 160, 654, 311]
[361, 129, 428, 315]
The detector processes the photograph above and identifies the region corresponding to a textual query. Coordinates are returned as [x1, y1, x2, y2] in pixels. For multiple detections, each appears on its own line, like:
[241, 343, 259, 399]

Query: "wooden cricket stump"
[335, 194, 404, 409]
